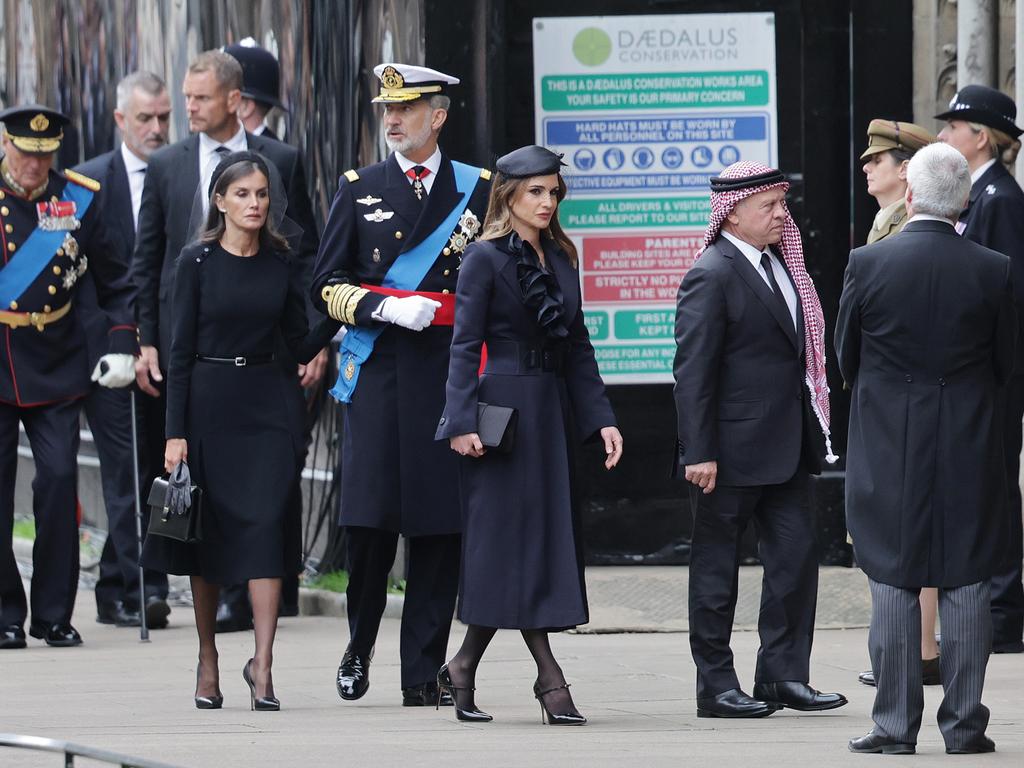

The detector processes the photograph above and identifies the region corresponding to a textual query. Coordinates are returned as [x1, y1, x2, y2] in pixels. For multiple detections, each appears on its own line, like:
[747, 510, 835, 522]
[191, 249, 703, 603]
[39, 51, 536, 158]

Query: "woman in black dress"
[143, 152, 339, 710]
[435, 145, 623, 725]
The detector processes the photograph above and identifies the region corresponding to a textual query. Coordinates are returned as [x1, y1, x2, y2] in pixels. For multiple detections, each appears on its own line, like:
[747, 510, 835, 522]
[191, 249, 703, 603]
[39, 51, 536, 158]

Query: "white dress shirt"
[119, 143, 149, 231]
[199, 123, 247, 214]
[970, 158, 997, 186]
[394, 146, 442, 195]
[721, 230, 798, 329]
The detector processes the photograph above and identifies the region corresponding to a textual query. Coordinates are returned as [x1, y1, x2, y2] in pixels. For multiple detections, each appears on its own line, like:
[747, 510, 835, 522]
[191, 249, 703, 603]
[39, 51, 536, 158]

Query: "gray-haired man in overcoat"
[837, 142, 1016, 755]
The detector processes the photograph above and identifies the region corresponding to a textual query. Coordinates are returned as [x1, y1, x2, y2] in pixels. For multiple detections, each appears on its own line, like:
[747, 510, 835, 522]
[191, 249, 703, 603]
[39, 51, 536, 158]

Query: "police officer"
[938, 85, 1024, 654]
[225, 38, 285, 140]
[312, 63, 491, 705]
[0, 105, 137, 649]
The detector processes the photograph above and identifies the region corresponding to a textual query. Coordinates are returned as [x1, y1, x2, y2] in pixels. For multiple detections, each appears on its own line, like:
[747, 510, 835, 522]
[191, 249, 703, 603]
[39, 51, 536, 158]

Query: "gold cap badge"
[380, 66, 404, 90]
[30, 113, 49, 132]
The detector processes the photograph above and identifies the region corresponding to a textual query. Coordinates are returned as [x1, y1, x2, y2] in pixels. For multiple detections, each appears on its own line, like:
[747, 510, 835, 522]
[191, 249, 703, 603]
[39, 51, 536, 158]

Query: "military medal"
[62, 233, 80, 262]
[356, 196, 383, 206]
[36, 199, 81, 231]
[447, 208, 481, 255]
[344, 356, 356, 381]
[372, 248, 381, 263]
[364, 208, 395, 223]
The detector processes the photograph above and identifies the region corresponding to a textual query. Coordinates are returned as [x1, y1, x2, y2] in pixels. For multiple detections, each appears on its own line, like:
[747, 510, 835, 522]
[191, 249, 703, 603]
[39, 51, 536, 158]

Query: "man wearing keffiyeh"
[673, 160, 846, 719]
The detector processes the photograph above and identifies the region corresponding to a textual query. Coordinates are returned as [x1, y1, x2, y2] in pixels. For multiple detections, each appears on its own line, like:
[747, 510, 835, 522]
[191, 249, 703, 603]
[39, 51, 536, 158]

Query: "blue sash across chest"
[329, 161, 480, 403]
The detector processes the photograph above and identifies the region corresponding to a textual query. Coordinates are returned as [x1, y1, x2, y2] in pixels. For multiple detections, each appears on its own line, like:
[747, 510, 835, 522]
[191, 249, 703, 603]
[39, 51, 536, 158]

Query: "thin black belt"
[196, 354, 275, 367]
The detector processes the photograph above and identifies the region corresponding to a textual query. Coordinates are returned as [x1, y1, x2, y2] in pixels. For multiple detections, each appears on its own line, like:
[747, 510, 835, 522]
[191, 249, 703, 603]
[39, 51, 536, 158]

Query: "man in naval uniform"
[0, 105, 137, 649]
[312, 63, 491, 706]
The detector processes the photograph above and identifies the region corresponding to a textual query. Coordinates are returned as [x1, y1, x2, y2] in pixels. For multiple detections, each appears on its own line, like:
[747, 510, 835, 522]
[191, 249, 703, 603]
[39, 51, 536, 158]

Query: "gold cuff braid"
[321, 284, 370, 325]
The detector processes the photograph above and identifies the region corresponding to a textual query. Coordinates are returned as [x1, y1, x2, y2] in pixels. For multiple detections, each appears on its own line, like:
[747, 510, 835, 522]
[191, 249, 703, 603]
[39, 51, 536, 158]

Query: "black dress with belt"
[435, 234, 616, 630]
[142, 241, 339, 584]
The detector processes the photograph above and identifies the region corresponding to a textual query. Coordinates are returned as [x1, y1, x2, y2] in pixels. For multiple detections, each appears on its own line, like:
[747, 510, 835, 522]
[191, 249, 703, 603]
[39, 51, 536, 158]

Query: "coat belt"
[0, 300, 72, 331]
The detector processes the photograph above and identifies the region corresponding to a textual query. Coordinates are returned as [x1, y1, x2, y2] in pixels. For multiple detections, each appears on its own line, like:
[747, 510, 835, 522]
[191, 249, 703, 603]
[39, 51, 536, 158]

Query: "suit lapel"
[773, 247, 805, 358]
[548, 243, 579, 323]
[108, 150, 136, 250]
[720, 237, 800, 352]
[404, 156, 463, 253]
[381, 154, 425, 231]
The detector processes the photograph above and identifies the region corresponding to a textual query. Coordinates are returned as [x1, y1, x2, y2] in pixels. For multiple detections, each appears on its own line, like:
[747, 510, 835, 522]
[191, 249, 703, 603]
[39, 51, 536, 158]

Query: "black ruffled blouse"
[508, 232, 569, 339]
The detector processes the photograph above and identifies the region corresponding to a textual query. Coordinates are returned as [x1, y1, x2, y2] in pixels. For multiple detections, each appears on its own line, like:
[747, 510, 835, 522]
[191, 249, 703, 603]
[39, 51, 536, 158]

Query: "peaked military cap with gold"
[0, 104, 69, 154]
[371, 63, 459, 103]
[860, 119, 935, 160]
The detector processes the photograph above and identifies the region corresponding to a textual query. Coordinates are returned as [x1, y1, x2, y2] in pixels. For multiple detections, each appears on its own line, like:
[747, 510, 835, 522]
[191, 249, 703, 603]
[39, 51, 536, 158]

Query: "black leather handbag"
[476, 402, 518, 453]
[146, 463, 203, 543]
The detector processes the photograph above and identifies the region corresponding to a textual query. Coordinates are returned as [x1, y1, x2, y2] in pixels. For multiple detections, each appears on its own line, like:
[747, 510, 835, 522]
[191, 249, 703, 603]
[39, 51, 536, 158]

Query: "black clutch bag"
[476, 402, 518, 453]
[146, 471, 204, 543]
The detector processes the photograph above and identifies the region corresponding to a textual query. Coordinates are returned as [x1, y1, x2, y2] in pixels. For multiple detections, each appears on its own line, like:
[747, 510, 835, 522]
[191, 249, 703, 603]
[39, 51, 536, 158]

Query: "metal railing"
[0, 734, 182, 768]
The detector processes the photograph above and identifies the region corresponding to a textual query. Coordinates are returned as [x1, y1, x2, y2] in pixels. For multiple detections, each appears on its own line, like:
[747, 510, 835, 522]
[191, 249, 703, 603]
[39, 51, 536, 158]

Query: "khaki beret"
[860, 119, 936, 160]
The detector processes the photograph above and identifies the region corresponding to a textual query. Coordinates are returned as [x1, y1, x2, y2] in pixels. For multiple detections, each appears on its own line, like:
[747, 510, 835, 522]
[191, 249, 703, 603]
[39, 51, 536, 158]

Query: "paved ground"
[1, 571, 1021, 768]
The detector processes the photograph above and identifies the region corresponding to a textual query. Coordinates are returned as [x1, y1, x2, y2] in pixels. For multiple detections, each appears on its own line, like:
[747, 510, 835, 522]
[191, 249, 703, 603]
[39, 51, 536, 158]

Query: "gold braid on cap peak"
[4, 129, 63, 154]
[322, 283, 370, 325]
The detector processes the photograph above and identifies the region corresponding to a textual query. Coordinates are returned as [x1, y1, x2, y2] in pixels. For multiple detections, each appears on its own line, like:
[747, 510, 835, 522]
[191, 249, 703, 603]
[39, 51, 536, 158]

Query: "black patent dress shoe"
[28, 621, 82, 647]
[437, 663, 492, 722]
[97, 600, 141, 627]
[848, 731, 916, 755]
[402, 681, 453, 707]
[336, 649, 371, 700]
[859, 657, 941, 688]
[0, 624, 26, 649]
[858, 669, 876, 687]
[144, 596, 170, 629]
[696, 688, 779, 718]
[214, 600, 253, 633]
[946, 735, 995, 754]
[753, 681, 848, 712]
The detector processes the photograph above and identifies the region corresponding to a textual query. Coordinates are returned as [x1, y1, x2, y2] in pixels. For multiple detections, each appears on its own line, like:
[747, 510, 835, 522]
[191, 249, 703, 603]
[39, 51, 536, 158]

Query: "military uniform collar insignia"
[0, 158, 48, 201]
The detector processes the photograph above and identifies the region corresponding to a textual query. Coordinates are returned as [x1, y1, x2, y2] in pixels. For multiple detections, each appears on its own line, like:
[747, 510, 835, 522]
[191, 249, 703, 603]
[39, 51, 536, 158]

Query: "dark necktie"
[406, 165, 431, 201]
[215, 145, 230, 157]
[760, 252, 794, 329]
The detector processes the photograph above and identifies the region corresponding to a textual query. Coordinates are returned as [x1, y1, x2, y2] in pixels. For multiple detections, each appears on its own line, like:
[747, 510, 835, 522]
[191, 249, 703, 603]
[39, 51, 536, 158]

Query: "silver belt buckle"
[234, 356, 247, 367]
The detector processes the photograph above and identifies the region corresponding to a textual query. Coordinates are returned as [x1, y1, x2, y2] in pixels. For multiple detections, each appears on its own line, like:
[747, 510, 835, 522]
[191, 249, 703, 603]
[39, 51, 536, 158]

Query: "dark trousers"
[86, 384, 167, 610]
[993, 375, 1024, 645]
[688, 472, 818, 698]
[0, 399, 82, 627]
[345, 526, 460, 689]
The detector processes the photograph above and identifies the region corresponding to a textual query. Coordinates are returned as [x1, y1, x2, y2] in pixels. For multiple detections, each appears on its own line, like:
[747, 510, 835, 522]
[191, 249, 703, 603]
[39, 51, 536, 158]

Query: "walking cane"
[129, 389, 150, 642]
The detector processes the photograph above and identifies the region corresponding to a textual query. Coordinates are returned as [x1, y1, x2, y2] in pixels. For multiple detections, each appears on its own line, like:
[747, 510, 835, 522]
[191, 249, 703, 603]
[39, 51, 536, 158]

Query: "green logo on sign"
[572, 27, 612, 66]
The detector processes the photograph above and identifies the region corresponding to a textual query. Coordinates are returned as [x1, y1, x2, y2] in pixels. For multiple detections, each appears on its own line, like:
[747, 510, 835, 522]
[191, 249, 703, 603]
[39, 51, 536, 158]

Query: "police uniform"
[860, 119, 935, 244]
[937, 86, 1024, 653]
[312, 64, 491, 701]
[0, 106, 137, 649]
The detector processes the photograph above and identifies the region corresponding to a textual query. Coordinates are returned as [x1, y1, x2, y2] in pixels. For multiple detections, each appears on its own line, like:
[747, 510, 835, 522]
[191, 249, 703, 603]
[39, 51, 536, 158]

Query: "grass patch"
[306, 570, 406, 595]
[13, 518, 35, 540]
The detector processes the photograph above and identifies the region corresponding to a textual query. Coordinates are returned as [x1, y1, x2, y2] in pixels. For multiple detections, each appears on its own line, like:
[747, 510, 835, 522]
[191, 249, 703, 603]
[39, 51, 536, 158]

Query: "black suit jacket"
[673, 235, 821, 486]
[73, 148, 136, 367]
[836, 219, 1016, 587]
[131, 131, 319, 356]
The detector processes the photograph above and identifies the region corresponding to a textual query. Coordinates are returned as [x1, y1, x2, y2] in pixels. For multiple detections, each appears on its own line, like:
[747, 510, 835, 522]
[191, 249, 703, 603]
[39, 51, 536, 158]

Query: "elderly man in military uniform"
[313, 63, 491, 706]
[0, 106, 137, 649]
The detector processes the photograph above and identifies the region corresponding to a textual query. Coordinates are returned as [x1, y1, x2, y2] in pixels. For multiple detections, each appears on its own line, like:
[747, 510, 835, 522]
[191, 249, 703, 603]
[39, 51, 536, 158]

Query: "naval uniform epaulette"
[63, 168, 101, 192]
[480, 169, 492, 181]
[343, 169, 359, 183]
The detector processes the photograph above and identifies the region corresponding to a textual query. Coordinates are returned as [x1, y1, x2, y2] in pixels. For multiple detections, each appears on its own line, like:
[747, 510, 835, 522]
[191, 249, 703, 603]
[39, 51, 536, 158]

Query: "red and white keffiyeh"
[697, 160, 837, 463]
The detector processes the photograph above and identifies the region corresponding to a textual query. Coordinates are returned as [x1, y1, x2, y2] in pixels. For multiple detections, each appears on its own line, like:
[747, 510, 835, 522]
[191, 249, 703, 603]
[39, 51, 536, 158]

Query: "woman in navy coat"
[435, 146, 622, 725]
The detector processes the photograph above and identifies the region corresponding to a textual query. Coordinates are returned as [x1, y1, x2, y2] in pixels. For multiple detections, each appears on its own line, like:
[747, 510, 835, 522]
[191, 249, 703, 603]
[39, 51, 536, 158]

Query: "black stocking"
[522, 629, 580, 717]
[447, 624, 497, 709]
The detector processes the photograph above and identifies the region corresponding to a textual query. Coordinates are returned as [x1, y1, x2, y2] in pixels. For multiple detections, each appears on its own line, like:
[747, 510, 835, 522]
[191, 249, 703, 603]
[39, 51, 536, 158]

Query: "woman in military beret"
[435, 145, 623, 725]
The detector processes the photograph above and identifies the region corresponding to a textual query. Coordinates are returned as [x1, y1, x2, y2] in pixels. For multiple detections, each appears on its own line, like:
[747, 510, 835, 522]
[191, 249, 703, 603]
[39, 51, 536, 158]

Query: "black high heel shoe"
[194, 663, 223, 710]
[534, 681, 587, 726]
[243, 658, 280, 711]
[437, 663, 493, 722]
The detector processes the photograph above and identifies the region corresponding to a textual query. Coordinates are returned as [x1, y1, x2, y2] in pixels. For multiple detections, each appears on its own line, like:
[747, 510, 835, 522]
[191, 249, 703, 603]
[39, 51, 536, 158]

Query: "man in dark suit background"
[74, 70, 172, 630]
[673, 161, 846, 718]
[131, 50, 323, 629]
[838, 142, 1014, 756]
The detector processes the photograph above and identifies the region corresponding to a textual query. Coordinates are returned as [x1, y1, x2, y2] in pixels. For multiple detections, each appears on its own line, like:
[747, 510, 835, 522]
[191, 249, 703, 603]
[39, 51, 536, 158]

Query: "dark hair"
[198, 155, 289, 251]
[887, 148, 914, 165]
[479, 172, 577, 267]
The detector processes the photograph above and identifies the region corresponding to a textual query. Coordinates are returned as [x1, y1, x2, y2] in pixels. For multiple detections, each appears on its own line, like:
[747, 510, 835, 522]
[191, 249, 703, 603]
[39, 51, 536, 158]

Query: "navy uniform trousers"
[0, 400, 81, 627]
[688, 472, 818, 698]
[87, 382, 168, 611]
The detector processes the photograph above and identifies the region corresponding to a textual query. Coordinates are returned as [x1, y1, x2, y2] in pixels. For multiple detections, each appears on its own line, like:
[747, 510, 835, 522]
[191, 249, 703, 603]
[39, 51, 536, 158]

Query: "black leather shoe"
[946, 735, 995, 754]
[849, 732, 916, 754]
[696, 688, 779, 718]
[336, 648, 371, 700]
[144, 596, 170, 630]
[753, 681, 848, 712]
[858, 670, 875, 687]
[991, 638, 1024, 654]
[215, 600, 252, 633]
[437, 663, 492, 722]
[28, 621, 82, 647]
[0, 624, 26, 649]
[402, 681, 453, 707]
[97, 600, 141, 627]
[921, 656, 941, 686]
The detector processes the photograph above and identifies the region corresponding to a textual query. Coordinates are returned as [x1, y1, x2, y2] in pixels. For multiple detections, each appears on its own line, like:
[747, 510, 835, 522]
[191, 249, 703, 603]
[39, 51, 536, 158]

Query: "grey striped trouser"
[868, 578, 991, 749]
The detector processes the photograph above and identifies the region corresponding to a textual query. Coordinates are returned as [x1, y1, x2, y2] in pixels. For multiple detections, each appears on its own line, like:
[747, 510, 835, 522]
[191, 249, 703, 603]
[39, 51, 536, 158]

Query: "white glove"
[91, 354, 137, 389]
[375, 295, 442, 332]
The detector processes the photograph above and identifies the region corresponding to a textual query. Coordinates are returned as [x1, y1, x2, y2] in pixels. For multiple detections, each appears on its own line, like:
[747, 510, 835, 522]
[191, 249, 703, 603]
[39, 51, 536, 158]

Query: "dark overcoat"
[311, 154, 491, 536]
[835, 219, 1017, 588]
[673, 236, 822, 486]
[0, 169, 136, 406]
[435, 235, 615, 629]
